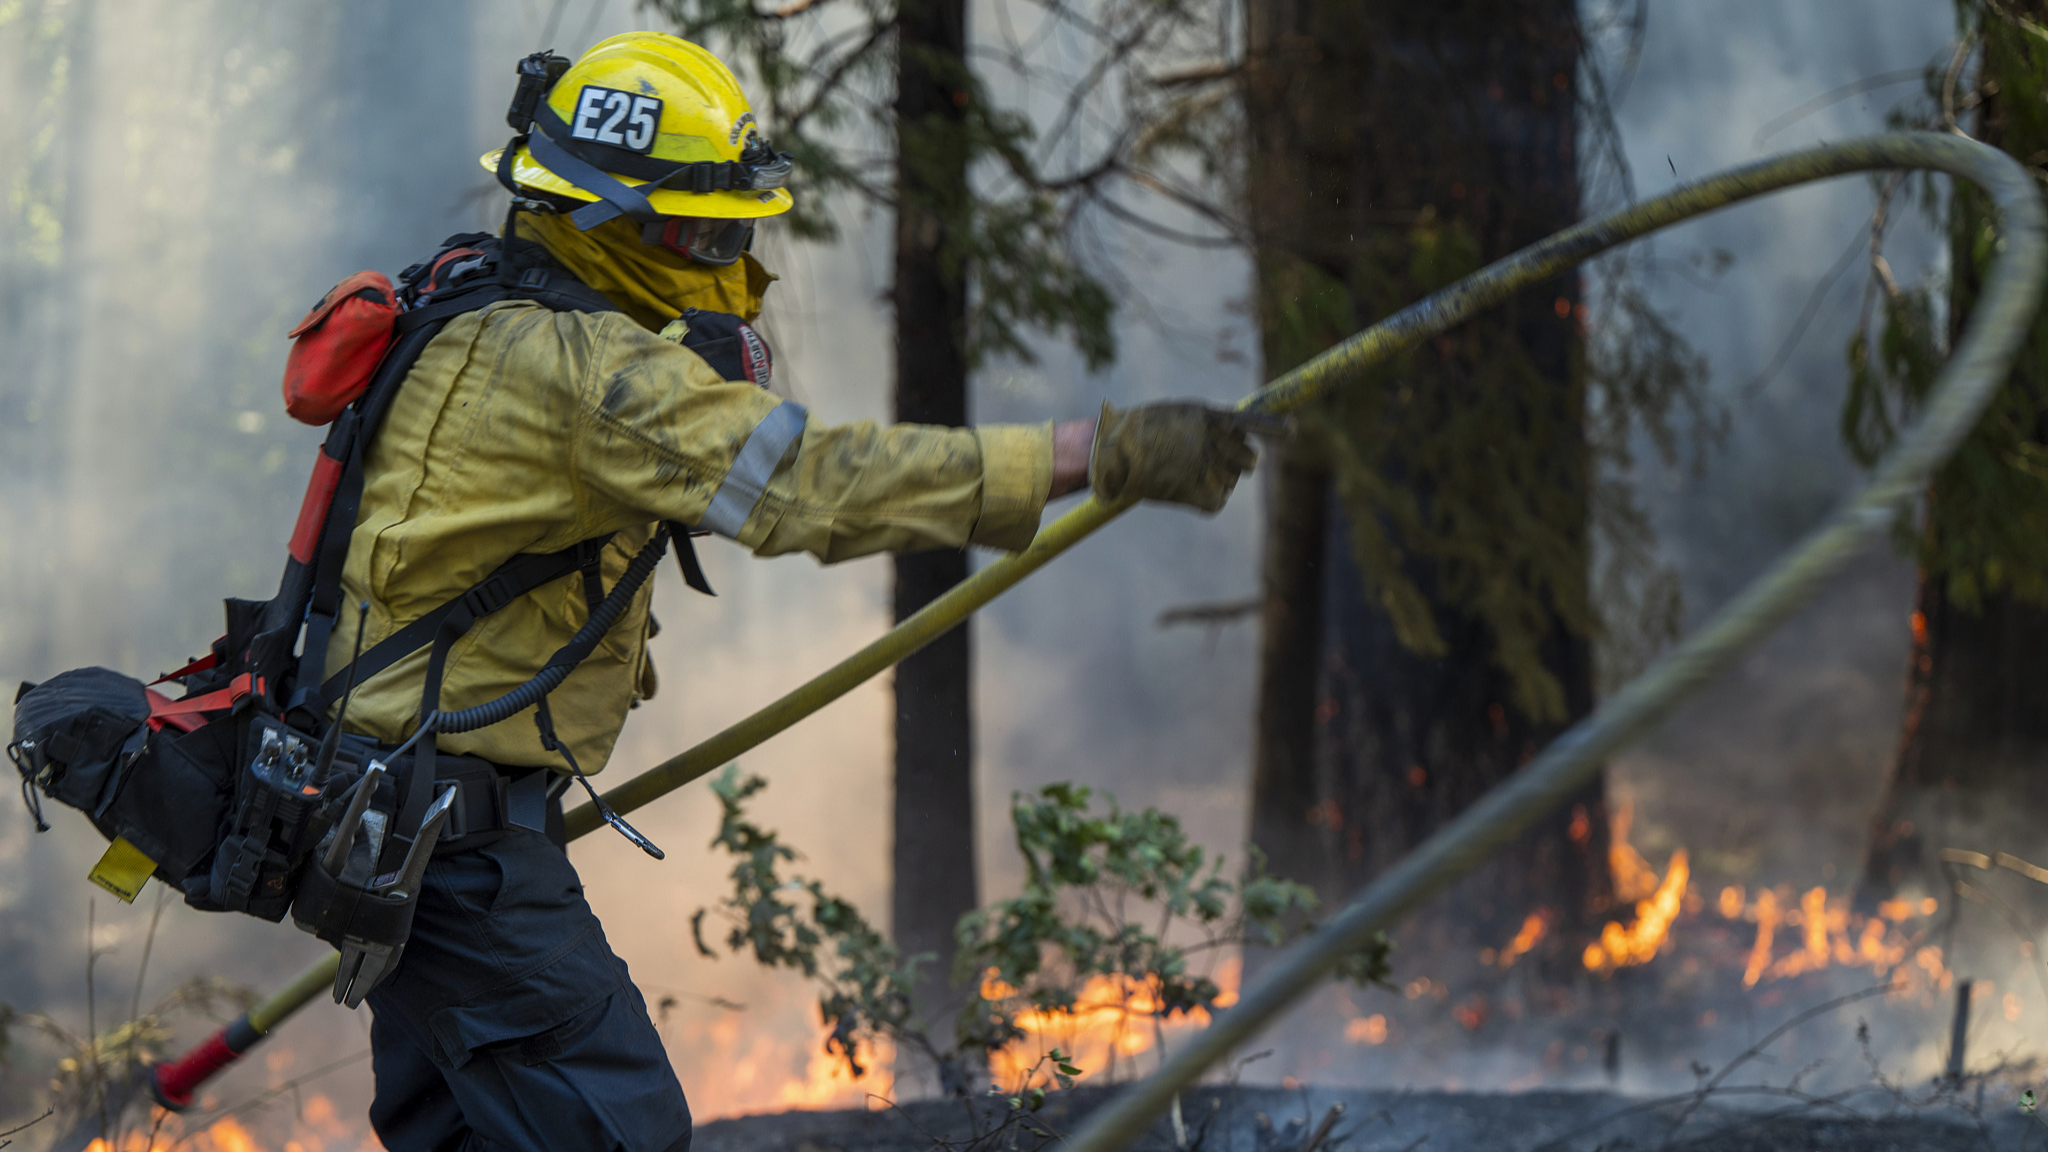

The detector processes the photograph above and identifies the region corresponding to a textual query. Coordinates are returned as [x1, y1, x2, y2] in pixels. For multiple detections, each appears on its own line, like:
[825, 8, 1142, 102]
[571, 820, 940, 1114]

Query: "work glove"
[1088, 400, 1274, 513]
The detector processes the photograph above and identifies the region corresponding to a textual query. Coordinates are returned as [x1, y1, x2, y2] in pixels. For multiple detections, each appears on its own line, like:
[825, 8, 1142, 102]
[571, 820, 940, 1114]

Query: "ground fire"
[78, 1091, 358, 1152]
[981, 960, 1244, 1090]
[1567, 802, 1950, 990]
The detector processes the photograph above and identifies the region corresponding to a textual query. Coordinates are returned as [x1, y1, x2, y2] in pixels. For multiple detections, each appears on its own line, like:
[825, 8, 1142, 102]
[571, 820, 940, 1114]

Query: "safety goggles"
[642, 216, 755, 266]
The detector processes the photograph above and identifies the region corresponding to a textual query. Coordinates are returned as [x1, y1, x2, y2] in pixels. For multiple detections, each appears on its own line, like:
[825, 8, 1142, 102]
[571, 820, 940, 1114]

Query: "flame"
[1584, 849, 1689, 973]
[1607, 800, 1663, 903]
[1722, 884, 1945, 990]
[984, 957, 1241, 1088]
[1344, 1014, 1389, 1045]
[80, 1092, 367, 1152]
[1577, 805, 1948, 995]
[776, 1035, 895, 1111]
[1717, 885, 1744, 919]
[1743, 888, 1781, 987]
[670, 1007, 896, 1117]
[1485, 911, 1551, 969]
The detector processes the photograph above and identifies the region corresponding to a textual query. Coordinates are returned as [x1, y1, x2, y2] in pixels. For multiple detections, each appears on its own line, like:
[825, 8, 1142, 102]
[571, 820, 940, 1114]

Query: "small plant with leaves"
[693, 768, 1394, 1103]
[954, 782, 1391, 1076]
[690, 768, 921, 1081]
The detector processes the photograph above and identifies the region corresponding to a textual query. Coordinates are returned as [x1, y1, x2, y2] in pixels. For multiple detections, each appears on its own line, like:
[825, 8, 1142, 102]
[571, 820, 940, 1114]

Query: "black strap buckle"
[462, 574, 518, 618]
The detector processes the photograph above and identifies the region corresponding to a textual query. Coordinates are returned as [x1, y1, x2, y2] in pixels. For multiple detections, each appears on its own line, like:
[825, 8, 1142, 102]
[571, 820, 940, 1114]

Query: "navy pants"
[364, 827, 692, 1152]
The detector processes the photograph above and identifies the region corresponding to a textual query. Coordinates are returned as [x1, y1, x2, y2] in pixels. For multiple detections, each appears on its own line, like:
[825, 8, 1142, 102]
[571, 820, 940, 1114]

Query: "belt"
[340, 734, 568, 854]
[433, 756, 570, 853]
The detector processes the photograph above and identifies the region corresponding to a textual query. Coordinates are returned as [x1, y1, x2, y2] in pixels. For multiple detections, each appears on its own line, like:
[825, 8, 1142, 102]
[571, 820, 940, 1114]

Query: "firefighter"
[330, 32, 1260, 1152]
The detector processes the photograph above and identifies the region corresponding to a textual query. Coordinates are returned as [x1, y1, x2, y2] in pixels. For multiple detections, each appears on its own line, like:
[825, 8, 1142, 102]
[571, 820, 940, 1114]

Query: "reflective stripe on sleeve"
[698, 399, 808, 538]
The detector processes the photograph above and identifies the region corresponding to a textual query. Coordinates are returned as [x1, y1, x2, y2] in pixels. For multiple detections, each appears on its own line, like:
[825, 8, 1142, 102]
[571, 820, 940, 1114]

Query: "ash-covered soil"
[693, 1084, 2045, 1152]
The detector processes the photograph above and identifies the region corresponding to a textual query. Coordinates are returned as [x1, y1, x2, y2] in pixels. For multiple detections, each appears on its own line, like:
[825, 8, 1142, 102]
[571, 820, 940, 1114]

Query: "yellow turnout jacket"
[320, 218, 1053, 772]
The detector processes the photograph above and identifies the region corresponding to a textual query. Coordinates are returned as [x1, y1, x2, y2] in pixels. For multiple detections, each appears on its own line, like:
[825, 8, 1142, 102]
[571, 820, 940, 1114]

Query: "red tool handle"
[150, 1014, 260, 1111]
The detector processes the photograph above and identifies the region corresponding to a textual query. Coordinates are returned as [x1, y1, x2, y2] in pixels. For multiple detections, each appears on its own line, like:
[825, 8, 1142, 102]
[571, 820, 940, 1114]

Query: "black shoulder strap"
[667, 522, 714, 596]
[286, 236, 626, 724]
[313, 534, 617, 708]
[282, 231, 731, 730]
[287, 319, 449, 724]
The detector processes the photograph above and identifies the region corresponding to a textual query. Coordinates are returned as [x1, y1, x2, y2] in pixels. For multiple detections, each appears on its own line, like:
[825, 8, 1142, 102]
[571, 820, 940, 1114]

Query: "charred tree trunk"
[1858, 3, 2048, 908]
[891, 0, 978, 1076]
[1244, 0, 1610, 980]
[1250, 448, 1331, 889]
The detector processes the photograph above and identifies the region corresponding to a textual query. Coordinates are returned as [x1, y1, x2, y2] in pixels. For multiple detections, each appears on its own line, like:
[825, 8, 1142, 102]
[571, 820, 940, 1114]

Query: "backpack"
[11, 230, 751, 1003]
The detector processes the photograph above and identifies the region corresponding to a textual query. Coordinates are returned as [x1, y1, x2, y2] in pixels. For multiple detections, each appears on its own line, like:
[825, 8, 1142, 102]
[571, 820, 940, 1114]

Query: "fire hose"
[151, 133, 2045, 1137]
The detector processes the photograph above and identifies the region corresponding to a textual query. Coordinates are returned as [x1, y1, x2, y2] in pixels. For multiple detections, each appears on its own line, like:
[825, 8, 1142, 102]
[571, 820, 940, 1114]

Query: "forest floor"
[693, 1083, 2048, 1152]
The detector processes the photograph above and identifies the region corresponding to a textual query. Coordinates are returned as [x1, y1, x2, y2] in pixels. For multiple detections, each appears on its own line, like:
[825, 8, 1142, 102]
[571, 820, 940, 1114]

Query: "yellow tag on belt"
[88, 837, 157, 903]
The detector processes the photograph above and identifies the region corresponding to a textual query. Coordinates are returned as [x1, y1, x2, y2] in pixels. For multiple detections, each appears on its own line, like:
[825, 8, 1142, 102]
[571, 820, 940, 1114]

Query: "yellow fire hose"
[153, 134, 2044, 1138]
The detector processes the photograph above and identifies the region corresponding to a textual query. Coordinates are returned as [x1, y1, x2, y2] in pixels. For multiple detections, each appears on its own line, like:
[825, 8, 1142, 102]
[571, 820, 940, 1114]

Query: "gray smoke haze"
[0, 0, 2013, 1140]
[1603, 0, 1950, 895]
[0, 1, 488, 1138]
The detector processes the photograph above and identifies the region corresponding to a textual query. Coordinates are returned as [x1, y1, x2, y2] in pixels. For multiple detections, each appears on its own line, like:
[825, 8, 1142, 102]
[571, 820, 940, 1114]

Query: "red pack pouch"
[282, 270, 398, 425]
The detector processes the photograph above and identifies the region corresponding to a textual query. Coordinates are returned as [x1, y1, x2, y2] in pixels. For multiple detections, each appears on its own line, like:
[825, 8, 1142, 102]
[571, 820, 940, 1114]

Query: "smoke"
[0, 0, 492, 1130]
[0, 0, 2010, 1134]
[1606, 0, 1952, 944]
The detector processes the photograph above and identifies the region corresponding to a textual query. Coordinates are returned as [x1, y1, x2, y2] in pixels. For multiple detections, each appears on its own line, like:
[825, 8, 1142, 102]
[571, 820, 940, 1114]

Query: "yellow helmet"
[482, 32, 794, 231]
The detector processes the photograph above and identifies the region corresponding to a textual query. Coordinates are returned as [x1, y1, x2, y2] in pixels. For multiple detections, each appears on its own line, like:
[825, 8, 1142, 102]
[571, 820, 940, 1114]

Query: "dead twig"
[1156, 598, 1260, 629]
[1661, 985, 1899, 1144]
[1298, 1103, 1345, 1152]
[1741, 219, 1869, 398]
[166, 1049, 373, 1152]
[0, 1111, 53, 1151]
[1750, 68, 1929, 152]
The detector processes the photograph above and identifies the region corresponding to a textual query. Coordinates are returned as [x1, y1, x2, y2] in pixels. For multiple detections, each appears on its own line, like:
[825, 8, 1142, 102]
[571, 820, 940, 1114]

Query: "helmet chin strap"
[523, 128, 664, 230]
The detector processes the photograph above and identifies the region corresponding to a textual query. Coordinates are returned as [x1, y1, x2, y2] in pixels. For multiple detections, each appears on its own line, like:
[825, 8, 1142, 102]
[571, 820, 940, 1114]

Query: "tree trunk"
[891, 0, 978, 1080]
[1249, 446, 1331, 889]
[1243, 0, 1609, 978]
[1858, 2, 2048, 908]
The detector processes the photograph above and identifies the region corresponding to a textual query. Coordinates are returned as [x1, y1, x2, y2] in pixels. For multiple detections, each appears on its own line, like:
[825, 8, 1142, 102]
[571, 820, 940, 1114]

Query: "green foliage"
[1583, 264, 1714, 690]
[694, 768, 916, 1077]
[1267, 213, 1709, 720]
[1843, 0, 2048, 610]
[969, 196, 1117, 369]
[2024, 1087, 2048, 1130]
[643, 0, 1219, 370]
[1268, 215, 1690, 717]
[954, 782, 1344, 1052]
[694, 769, 1392, 1086]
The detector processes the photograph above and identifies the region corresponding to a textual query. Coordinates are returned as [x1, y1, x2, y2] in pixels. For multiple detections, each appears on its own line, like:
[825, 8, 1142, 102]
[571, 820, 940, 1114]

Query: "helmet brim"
[482, 146, 795, 221]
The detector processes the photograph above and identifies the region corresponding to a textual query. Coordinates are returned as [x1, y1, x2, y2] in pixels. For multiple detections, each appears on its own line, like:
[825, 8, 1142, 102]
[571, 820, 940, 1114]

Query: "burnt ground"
[692, 1084, 2048, 1152]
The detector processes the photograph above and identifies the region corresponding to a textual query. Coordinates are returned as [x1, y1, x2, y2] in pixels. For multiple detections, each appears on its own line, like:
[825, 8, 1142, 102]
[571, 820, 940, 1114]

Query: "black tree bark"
[1243, 0, 1610, 979]
[891, 0, 978, 1064]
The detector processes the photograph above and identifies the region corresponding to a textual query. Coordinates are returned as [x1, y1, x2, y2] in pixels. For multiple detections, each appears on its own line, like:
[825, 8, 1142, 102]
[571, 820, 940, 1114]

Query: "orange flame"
[1582, 804, 1946, 993]
[984, 957, 1241, 1088]
[1743, 888, 1780, 987]
[82, 1092, 363, 1152]
[1485, 911, 1551, 970]
[1344, 1014, 1389, 1045]
[1583, 849, 1689, 973]
[775, 1035, 895, 1111]
[1717, 885, 1744, 919]
[1607, 800, 1662, 903]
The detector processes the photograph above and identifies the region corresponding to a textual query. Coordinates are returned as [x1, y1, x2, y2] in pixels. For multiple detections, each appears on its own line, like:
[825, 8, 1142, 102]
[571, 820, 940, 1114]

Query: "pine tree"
[1239, 0, 1703, 986]
[1854, 0, 2048, 907]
